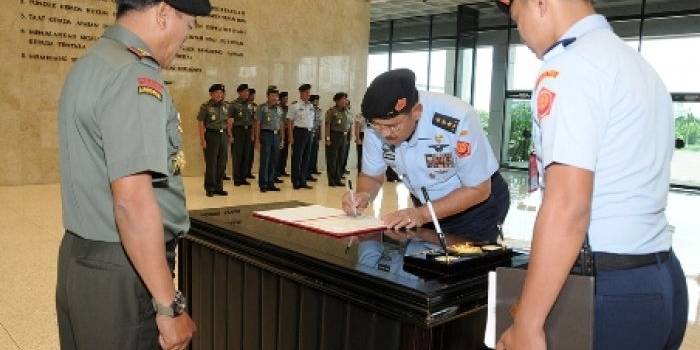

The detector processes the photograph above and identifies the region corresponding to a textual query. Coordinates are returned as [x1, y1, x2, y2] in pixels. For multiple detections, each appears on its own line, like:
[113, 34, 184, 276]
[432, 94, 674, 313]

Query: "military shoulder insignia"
[128, 46, 152, 59]
[534, 69, 560, 90]
[137, 76, 163, 101]
[432, 113, 459, 134]
[537, 87, 556, 120]
[456, 141, 471, 158]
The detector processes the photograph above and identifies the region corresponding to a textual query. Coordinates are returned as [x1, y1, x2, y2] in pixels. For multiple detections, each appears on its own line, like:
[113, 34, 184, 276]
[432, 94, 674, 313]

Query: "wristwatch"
[152, 290, 187, 317]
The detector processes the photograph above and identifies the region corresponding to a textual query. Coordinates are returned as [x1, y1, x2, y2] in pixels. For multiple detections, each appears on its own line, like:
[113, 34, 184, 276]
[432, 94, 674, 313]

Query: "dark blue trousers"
[258, 130, 280, 190]
[594, 251, 687, 349]
[291, 127, 312, 187]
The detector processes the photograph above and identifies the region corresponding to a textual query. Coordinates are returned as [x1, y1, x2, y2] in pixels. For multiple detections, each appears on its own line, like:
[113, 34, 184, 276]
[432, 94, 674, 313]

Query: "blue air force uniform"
[362, 90, 510, 242]
[531, 14, 687, 348]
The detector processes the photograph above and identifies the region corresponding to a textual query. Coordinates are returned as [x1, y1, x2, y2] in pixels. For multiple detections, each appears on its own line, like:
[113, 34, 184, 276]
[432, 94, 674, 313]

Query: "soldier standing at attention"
[308, 94, 322, 181]
[227, 84, 254, 186]
[56, 1, 210, 349]
[354, 113, 366, 172]
[245, 88, 258, 180]
[325, 92, 350, 187]
[287, 84, 316, 189]
[341, 98, 353, 177]
[256, 86, 284, 192]
[276, 91, 291, 179]
[197, 83, 229, 197]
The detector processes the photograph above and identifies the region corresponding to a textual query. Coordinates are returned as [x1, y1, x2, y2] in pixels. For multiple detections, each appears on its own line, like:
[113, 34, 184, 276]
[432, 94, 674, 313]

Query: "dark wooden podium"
[179, 202, 524, 350]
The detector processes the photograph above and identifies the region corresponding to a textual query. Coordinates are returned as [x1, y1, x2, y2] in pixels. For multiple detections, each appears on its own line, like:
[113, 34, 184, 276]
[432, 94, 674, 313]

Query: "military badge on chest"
[425, 153, 454, 169]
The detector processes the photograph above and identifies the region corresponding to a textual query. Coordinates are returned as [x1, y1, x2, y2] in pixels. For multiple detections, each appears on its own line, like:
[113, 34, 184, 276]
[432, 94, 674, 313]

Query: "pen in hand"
[348, 180, 358, 217]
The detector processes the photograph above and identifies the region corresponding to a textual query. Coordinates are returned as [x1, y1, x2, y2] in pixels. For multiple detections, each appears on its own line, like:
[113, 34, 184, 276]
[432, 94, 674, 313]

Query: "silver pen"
[421, 187, 448, 258]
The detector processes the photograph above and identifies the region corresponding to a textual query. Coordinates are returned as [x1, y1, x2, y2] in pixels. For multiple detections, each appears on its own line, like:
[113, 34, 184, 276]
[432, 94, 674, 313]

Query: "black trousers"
[309, 132, 320, 174]
[246, 135, 255, 177]
[232, 126, 253, 183]
[56, 232, 176, 350]
[277, 132, 290, 177]
[341, 132, 351, 173]
[203, 129, 227, 192]
[258, 130, 280, 189]
[356, 131, 364, 173]
[326, 131, 346, 185]
[412, 171, 510, 242]
[291, 127, 312, 187]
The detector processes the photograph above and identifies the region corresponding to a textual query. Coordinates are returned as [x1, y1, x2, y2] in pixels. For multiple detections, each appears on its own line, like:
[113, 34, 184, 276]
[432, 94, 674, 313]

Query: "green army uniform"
[257, 102, 284, 190]
[325, 106, 350, 186]
[246, 101, 258, 178]
[197, 98, 228, 193]
[341, 106, 353, 176]
[228, 97, 254, 184]
[56, 25, 188, 350]
[309, 103, 322, 175]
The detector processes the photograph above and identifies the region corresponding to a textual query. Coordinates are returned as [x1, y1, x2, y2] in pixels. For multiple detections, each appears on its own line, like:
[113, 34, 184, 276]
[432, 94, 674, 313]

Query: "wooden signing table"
[179, 202, 526, 350]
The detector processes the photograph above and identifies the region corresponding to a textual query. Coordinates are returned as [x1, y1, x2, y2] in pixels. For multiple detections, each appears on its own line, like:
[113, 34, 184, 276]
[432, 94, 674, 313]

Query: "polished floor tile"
[0, 170, 698, 349]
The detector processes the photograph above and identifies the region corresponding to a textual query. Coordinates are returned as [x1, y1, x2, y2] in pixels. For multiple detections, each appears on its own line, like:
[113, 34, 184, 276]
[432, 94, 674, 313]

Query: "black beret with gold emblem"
[298, 84, 312, 92]
[361, 69, 419, 121]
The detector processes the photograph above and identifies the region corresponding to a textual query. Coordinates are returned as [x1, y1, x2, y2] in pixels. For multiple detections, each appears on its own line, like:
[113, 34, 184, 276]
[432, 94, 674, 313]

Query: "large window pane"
[502, 98, 533, 167]
[507, 44, 540, 91]
[429, 39, 456, 95]
[672, 102, 700, 187]
[473, 46, 494, 134]
[370, 21, 391, 43]
[367, 44, 389, 87]
[392, 42, 429, 91]
[640, 36, 700, 92]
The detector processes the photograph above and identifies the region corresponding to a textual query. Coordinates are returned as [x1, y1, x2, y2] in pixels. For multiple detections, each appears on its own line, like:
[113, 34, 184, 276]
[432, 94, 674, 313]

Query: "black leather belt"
[594, 251, 670, 272]
[206, 129, 224, 133]
[234, 125, 250, 129]
[261, 129, 279, 134]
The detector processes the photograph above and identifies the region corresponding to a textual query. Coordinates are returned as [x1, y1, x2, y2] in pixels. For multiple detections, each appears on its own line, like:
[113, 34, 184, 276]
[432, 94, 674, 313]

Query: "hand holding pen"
[342, 180, 370, 217]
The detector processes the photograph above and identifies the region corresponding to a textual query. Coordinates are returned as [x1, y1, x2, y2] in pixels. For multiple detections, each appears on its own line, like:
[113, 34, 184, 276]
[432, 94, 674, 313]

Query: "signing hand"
[381, 208, 426, 230]
[342, 191, 370, 216]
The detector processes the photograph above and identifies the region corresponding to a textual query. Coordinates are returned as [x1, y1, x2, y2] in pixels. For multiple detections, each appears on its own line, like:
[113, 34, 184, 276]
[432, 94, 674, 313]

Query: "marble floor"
[0, 170, 698, 349]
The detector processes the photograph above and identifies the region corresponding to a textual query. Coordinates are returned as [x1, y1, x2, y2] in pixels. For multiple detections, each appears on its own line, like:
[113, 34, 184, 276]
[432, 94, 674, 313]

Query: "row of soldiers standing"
[197, 83, 357, 195]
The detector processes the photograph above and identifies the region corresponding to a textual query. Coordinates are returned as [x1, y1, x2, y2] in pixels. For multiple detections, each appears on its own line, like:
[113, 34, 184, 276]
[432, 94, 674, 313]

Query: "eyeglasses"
[367, 115, 408, 134]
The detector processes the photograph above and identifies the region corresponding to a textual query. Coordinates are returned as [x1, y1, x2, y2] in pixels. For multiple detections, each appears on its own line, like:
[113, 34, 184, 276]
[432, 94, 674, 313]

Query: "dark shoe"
[223, 175, 231, 181]
[247, 175, 255, 179]
[307, 177, 317, 182]
[344, 170, 350, 175]
[241, 180, 251, 186]
[311, 171, 321, 175]
[328, 183, 337, 187]
[233, 182, 242, 186]
[281, 172, 290, 177]
[260, 188, 267, 193]
[292, 185, 300, 189]
[336, 181, 346, 187]
[267, 186, 281, 192]
[299, 184, 313, 189]
[274, 179, 283, 184]
[206, 191, 214, 197]
[214, 190, 229, 196]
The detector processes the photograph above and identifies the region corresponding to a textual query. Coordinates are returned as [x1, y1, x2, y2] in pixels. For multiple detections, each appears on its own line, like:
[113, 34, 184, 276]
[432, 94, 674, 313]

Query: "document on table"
[253, 205, 387, 237]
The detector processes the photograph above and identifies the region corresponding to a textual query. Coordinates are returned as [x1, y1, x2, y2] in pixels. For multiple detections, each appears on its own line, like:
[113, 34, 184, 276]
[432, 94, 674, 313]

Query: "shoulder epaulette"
[128, 46, 152, 59]
[432, 112, 459, 134]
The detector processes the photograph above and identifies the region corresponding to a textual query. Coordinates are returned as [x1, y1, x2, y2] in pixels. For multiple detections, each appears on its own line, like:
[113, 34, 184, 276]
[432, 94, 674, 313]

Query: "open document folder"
[253, 205, 387, 238]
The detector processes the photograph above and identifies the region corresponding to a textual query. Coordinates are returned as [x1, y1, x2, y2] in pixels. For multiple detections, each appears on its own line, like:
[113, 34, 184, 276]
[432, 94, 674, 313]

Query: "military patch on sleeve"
[137, 77, 163, 101]
[537, 87, 556, 120]
[456, 141, 471, 158]
[432, 113, 459, 134]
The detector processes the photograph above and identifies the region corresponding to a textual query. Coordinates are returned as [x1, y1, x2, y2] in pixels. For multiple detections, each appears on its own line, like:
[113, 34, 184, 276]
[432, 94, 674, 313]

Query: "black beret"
[309, 95, 320, 102]
[361, 69, 419, 120]
[298, 84, 312, 91]
[333, 92, 348, 102]
[164, 0, 212, 16]
[248, 88, 256, 94]
[208, 83, 225, 92]
[279, 91, 289, 98]
[236, 84, 249, 92]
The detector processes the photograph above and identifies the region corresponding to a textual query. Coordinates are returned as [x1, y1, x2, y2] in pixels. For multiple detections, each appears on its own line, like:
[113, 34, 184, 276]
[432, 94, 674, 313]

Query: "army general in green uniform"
[56, 1, 210, 349]
[197, 83, 229, 197]
[227, 84, 255, 186]
[325, 92, 352, 186]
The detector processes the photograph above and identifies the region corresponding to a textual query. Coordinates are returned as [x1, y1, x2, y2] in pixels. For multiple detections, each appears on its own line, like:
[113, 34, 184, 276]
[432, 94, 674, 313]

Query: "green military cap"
[333, 92, 347, 102]
[209, 83, 225, 92]
[249, 88, 256, 95]
[267, 86, 279, 95]
[298, 84, 311, 91]
[236, 84, 249, 92]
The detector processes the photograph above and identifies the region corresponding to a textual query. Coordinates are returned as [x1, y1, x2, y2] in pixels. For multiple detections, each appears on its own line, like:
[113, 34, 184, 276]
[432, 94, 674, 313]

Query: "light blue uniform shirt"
[363, 91, 498, 204]
[532, 15, 674, 254]
[286, 100, 315, 129]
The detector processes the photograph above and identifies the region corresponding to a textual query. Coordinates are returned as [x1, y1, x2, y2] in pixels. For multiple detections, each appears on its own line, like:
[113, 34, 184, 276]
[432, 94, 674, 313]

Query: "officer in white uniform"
[343, 69, 510, 242]
[495, 1, 688, 349]
[287, 83, 316, 189]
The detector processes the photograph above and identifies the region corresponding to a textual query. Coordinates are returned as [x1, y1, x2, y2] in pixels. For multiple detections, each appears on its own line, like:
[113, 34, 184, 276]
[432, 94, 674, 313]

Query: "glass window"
[367, 44, 389, 87]
[502, 97, 533, 168]
[507, 44, 540, 91]
[392, 42, 429, 91]
[393, 17, 430, 41]
[640, 36, 700, 92]
[473, 46, 494, 134]
[672, 101, 700, 187]
[458, 47, 474, 103]
[429, 39, 456, 94]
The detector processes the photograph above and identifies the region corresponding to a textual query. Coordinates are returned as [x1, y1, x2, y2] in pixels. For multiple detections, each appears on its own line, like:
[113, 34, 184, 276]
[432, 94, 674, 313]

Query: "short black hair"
[117, 0, 163, 18]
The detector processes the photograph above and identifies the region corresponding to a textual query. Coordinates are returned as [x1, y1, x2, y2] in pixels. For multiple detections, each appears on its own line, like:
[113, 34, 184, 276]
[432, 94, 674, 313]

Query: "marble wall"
[0, 0, 370, 185]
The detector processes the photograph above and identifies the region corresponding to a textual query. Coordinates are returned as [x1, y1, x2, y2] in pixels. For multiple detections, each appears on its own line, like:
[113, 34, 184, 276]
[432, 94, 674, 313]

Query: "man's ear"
[155, 2, 169, 29]
[411, 103, 423, 121]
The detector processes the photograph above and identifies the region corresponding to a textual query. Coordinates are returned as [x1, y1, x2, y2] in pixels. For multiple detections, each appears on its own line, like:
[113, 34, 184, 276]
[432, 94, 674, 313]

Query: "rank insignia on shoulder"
[456, 141, 471, 158]
[137, 77, 163, 101]
[128, 46, 152, 59]
[432, 113, 459, 134]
